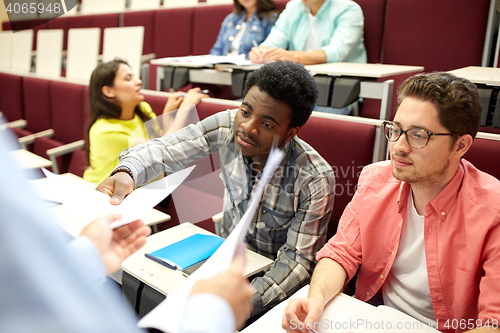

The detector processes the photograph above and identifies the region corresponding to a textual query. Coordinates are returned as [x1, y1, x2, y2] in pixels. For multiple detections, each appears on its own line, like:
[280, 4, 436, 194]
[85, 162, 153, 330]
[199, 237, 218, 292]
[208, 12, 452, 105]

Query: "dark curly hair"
[242, 60, 318, 128]
[398, 72, 481, 140]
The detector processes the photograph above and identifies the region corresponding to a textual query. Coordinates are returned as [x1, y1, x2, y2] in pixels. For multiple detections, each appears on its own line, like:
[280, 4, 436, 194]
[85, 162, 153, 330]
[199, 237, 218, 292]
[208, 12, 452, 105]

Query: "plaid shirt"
[117, 109, 335, 314]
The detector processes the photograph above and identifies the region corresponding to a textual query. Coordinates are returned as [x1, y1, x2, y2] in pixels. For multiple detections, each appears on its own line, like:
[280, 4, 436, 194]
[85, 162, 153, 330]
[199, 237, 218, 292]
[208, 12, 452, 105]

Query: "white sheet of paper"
[156, 54, 252, 66]
[40, 166, 195, 229]
[137, 147, 285, 332]
[242, 285, 438, 333]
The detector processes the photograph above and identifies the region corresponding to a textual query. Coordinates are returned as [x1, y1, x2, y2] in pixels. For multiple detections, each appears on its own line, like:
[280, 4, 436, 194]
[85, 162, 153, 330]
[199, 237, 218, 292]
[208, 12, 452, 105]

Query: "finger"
[102, 214, 123, 225]
[303, 306, 322, 328]
[112, 219, 147, 240]
[110, 181, 129, 204]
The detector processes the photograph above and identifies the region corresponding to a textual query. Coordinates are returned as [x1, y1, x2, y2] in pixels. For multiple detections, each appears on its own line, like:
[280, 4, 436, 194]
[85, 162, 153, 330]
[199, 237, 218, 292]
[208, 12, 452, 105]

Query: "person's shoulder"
[289, 137, 333, 177]
[222, 11, 241, 24]
[326, 0, 363, 13]
[200, 108, 237, 130]
[462, 159, 500, 210]
[357, 160, 400, 189]
[281, 0, 305, 12]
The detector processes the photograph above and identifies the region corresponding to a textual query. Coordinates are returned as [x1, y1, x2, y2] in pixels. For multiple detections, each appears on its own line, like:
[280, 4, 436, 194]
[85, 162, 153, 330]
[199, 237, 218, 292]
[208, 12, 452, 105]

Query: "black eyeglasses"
[383, 121, 460, 149]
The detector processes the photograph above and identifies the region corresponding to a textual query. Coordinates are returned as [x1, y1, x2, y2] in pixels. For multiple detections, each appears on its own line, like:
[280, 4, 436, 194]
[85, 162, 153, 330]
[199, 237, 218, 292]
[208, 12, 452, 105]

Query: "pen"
[252, 40, 262, 54]
[179, 89, 209, 97]
[145, 253, 178, 270]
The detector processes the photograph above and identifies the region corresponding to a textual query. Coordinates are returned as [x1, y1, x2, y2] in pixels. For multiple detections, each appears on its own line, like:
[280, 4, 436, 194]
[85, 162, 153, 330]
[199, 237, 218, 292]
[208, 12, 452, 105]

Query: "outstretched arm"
[282, 258, 347, 333]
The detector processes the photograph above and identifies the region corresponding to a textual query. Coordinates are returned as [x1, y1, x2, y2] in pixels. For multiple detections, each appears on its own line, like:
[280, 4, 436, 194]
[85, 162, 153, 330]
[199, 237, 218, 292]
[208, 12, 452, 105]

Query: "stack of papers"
[153, 54, 253, 66]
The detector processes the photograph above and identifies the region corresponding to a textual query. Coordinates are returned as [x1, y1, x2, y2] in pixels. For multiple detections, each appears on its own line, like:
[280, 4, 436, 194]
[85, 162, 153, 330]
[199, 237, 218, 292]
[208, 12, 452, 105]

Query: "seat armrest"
[212, 211, 223, 236]
[46, 140, 85, 174]
[3, 119, 27, 129]
[18, 129, 55, 150]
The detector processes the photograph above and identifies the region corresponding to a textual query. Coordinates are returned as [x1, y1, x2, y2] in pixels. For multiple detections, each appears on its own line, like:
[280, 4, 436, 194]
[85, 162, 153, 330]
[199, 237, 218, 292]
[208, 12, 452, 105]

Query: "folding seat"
[32, 81, 86, 174]
[464, 136, 500, 181]
[191, 4, 233, 55]
[353, 0, 385, 64]
[80, 0, 126, 14]
[298, 115, 377, 240]
[35, 29, 64, 77]
[103, 26, 144, 79]
[129, 0, 161, 10]
[0, 72, 25, 130]
[66, 28, 100, 80]
[382, 0, 490, 72]
[123, 10, 155, 56]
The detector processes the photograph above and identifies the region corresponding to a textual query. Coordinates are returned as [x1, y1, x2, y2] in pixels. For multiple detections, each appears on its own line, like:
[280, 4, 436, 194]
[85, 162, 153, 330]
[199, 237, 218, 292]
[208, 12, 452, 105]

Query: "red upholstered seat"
[464, 138, 500, 181]
[0, 72, 24, 124]
[275, 0, 289, 12]
[67, 148, 87, 177]
[298, 116, 376, 240]
[154, 8, 193, 58]
[124, 10, 155, 56]
[191, 5, 233, 55]
[22, 77, 52, 134]
[143, 93, 168, 116]
[382, 0, 490, 72]
[32, 81, 86, 173]
[353, 0, 386, 64]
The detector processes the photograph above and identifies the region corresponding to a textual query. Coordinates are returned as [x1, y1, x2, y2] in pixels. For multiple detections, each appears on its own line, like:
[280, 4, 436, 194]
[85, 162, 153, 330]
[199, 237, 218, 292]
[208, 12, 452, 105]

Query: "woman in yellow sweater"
[83, 60, 208, 183]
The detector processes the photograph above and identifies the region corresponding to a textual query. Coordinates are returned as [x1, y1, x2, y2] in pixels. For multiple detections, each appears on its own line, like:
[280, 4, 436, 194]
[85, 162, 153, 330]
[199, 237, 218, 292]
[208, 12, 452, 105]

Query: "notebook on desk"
[145, 233, 224, 274]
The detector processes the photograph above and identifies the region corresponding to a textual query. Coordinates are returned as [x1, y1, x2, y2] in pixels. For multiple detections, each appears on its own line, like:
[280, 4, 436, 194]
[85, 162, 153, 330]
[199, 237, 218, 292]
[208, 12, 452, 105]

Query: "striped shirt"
[117, 109, 335, 314]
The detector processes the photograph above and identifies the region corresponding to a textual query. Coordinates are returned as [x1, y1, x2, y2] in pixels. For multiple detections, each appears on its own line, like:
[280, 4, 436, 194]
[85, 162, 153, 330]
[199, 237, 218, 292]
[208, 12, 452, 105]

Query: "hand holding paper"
[38, 166, 195, 229]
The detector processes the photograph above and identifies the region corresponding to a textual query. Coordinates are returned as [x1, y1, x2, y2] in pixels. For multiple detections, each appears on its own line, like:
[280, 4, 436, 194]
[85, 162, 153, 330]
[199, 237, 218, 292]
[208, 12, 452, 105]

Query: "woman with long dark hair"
[83, 59, 207, 183]
[210, 0, 278, 58]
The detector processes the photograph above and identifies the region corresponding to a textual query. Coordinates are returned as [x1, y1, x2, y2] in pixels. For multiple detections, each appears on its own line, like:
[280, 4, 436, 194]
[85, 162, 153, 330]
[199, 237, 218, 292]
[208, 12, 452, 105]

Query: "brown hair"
[85, 59, 154, 164]
[233, 0, 277, 19]
[397, 72, 481, 140]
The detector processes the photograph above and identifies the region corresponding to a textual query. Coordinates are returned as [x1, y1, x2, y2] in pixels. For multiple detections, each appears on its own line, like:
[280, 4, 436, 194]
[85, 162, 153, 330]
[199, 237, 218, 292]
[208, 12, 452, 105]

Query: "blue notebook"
[146, 233, 224, 270]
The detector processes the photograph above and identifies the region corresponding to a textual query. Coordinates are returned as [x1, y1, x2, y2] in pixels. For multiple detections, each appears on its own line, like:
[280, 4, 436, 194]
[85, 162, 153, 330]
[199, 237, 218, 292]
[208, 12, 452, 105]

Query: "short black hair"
[242, 60, 318, 128]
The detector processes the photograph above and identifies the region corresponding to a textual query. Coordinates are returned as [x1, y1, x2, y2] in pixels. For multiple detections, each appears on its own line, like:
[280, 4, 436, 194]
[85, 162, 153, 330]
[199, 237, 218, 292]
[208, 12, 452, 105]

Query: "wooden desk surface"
[448, 66, 500, 85]
[305, 62, 424, 78]
[10, 149, 52, 169]
[120, 222, 273, 296]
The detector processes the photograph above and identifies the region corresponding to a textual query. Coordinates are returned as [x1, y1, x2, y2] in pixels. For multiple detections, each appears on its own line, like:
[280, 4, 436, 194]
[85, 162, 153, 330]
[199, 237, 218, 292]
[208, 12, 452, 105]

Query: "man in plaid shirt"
[97, 61, 335, 317]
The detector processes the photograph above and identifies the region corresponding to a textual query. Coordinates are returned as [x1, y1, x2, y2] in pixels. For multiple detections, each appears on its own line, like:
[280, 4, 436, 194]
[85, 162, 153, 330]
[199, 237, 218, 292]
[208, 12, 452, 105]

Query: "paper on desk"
[138, 146, 285, 333]
[39, 166, 195, 229]
[156, 54, 252, 66]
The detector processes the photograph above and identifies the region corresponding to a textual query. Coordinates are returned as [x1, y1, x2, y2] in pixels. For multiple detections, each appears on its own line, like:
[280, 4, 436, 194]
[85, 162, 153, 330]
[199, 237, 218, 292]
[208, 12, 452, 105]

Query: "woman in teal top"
[249, 0, 367, 64]
[83, 60, 208, 183]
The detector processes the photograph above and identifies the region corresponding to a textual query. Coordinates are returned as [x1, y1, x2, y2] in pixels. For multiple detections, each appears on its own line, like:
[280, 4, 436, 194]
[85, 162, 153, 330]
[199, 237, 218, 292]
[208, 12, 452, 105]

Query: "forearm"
[250, 253, 311, 315]
[289, 50, 327, 65]
[308, 258, 347, 306]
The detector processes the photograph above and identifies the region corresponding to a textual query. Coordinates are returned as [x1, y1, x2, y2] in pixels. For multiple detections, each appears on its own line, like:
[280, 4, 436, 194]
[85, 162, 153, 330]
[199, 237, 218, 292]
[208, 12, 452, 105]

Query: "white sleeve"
[178, 293, 236, 333]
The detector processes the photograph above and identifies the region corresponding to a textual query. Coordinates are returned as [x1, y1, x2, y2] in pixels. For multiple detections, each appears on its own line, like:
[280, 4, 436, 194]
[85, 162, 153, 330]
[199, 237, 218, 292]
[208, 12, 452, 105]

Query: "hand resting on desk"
[80, 214, 151, 274]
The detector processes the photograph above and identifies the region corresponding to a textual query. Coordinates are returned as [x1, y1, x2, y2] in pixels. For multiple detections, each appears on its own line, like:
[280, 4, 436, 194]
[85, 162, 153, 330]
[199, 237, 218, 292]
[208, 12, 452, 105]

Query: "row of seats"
[2, 70, 500, 239]
[0, 26, 145, 80]
[2, 0, 491, 72]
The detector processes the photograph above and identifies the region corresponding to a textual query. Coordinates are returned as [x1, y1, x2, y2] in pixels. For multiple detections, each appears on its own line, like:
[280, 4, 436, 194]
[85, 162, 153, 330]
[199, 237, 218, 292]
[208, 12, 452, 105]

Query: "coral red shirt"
[317, 160, 500, 332]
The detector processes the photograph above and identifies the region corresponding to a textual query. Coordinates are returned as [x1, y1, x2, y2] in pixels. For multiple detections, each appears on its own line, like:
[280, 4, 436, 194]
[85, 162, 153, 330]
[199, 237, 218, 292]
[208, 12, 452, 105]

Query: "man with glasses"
[282, 72, 500, 333]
